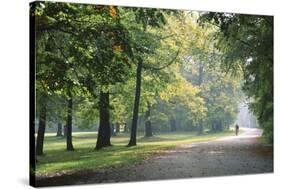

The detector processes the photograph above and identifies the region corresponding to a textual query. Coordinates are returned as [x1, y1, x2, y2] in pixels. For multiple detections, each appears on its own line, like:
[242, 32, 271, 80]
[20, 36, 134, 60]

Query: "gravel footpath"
[36, 128, 273, 187]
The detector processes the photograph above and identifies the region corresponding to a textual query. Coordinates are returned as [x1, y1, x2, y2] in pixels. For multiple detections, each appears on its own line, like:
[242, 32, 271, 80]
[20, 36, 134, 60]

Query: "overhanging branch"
[143, 49, 180, 71]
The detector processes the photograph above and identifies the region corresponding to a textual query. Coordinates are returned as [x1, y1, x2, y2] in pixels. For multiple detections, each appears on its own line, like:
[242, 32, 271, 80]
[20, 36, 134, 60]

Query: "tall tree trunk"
[115, 122, 120, 133]
[170, 117, 177, 132]
[95, 91, 111, 150]
[66, 97, 74, 151]
[56, 122, 63, 136]
[128, 59, 143, 146]
[36, 105, 46, 156]
[144, 102, 152, 137]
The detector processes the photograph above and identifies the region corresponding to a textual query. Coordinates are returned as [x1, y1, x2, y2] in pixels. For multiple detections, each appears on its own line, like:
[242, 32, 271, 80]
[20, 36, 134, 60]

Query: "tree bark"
[66, 97, 74, 151]
[128, 59, 143, 146]
[56, 122, 63, 136]
[144, 102, 152, 137]
[95, 91, 111, 150]
[36, 105, 47, 156]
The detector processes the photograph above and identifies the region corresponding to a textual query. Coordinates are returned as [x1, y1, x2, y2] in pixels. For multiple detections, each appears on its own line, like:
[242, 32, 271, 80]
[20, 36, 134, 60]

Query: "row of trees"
[199, 13, 273, 142]
[32, 2, 272, 156]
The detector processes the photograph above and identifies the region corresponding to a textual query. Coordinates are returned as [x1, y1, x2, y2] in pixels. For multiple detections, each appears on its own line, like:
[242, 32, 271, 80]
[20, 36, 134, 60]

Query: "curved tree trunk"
[128, 59, 143, 146]
[36, 105, 46, 156]
[144, 102, 152, 137]
[66, 97, 74, 151]
[95, 91, 111, 150]
[56, 122, 63, 136]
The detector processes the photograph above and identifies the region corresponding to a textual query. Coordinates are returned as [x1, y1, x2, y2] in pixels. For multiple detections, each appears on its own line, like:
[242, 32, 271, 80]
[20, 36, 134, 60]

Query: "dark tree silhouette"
[36, 106, 47, 155]
[96, 91, 111, 150]
[66, 97, 74, 151]
[128, 59, 143, 146]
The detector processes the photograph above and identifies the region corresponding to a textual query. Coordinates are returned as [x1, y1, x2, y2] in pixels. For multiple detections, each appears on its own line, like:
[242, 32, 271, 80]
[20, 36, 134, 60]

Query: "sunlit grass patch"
[36, 130, 234, 176]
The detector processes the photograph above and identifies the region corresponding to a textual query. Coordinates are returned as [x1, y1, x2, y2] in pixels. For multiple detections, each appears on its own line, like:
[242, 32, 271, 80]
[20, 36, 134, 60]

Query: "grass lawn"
[36, 130, 235, 177]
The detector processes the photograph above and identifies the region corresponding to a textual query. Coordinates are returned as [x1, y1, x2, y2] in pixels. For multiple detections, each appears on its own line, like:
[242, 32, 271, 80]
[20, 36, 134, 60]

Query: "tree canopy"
[31, 1, 273, 157]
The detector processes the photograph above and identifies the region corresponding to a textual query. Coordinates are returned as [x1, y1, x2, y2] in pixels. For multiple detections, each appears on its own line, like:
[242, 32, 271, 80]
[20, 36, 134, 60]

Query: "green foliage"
[32, 0, 270, 160]
[199, 13, 273, 142]
[74, 97, 99, 129]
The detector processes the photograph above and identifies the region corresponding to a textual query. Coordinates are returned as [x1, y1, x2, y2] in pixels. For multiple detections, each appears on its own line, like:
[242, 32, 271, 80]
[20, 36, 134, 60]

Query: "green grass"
[36, 130, 234, 176]
[256, 135, 272, 144]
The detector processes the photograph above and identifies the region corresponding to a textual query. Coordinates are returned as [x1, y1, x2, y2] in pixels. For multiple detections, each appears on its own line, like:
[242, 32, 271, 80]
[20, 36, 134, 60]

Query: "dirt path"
[36, 128, 273, 187]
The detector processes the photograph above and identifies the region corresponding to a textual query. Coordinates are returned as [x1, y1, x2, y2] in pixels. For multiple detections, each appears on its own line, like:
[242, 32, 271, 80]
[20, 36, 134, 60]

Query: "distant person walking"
[235, 124, 239, 136]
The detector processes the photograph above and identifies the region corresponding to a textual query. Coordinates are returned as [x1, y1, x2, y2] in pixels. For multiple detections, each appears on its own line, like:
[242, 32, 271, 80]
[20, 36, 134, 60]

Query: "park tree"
[33, 2, 135, 150]
[140, 72, 171, 136]
[180, 49, 242, 133]
[199, 13, 273, 142]
[82, 6, 134, 150]
[120, 9, 185, 146]
[159, 69, 207, 131]
[33, 1, 84, 153]
[166, 12, 243, 134]
[44, 95, 67, 137]
[110, 82, 134, 134]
